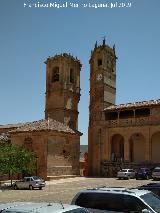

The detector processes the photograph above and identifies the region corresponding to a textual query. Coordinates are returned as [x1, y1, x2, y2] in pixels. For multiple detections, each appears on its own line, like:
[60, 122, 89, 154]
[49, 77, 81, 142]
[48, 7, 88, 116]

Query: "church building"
[88, 39, 160, 176]
[1, 40, 160, 179]
[0, 53, 82, 180]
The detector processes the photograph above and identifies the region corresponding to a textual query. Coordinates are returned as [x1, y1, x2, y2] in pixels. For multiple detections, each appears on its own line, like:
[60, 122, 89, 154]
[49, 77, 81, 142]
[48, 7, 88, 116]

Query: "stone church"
[88, 39, 160, 176]
[0, 53, 82, 180]
[1, 40, 160, 179]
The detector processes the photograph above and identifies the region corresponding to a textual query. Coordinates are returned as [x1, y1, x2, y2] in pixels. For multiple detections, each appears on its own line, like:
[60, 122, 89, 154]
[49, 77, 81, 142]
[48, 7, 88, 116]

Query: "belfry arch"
[129, 133, 145, 162]
[111, 134, 124, 161]
[151, 132, 160, 163]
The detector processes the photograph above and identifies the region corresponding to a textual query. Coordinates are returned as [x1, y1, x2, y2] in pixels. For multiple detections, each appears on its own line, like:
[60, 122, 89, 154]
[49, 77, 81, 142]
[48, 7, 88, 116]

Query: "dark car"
[139, 183, 160, 197]
[136, 168, 152, 180]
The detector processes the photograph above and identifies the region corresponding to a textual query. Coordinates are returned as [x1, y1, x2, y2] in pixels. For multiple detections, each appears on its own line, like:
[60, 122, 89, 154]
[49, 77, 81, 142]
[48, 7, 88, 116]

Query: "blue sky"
[0, 0, 160, 144]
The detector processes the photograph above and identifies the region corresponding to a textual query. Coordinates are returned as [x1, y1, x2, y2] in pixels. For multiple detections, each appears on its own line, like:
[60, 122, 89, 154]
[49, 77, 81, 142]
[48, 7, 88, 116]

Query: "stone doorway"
[111, 134, 124, 162]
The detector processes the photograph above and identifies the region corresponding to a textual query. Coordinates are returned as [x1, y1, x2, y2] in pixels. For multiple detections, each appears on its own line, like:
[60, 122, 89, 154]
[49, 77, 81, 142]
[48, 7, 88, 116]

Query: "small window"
[124, 195, 146, 212]
[153, 168, 160, 172]
[70, 68, 74, 83]
[26, 178, 30, 182]
[52, 67, 59, 82]
[98, 59, 102, 66]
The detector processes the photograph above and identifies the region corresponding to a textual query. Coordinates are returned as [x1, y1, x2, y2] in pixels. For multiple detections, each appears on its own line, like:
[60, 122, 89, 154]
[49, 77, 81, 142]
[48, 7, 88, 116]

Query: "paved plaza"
[0, 177, 153, 204]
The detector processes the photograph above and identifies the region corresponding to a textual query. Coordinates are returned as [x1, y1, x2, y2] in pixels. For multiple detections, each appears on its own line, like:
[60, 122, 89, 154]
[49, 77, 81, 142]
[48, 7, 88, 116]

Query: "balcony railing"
[106, 117, 160, 127]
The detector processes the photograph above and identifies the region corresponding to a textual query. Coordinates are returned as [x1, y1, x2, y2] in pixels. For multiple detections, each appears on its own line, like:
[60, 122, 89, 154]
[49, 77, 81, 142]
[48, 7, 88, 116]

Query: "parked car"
[71, 187, 160, 212]
[136, 168, 152, 180]
[0, 202, 90, 213]
[152, 167, 160, 180]
[139, 183, 160, 196]
[117, 169, 136, 179]
[13, 176, 45, 190]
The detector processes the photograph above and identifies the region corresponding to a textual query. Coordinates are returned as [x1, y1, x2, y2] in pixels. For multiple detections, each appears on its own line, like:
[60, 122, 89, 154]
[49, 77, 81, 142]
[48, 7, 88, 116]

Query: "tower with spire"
[88, 39, 117, 175]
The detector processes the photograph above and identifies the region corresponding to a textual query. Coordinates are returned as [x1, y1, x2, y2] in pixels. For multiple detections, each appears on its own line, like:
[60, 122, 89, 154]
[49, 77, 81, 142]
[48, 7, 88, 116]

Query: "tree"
[0, 140, 36, 185]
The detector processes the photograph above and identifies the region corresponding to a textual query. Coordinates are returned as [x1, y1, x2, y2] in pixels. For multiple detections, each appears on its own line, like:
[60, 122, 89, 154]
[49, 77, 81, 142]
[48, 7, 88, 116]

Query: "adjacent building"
[88, 40, 160, 176]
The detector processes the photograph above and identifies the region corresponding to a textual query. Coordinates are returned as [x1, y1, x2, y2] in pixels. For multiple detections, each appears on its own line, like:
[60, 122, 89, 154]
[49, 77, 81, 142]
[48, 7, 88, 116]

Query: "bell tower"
[88, 39, 117, 175]
[89, 38, 117, 124]
[45, 53, 81, 130]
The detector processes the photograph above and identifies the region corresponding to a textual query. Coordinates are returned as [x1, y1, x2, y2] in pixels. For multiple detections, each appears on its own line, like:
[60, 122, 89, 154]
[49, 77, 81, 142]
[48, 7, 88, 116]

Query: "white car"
[71, 187, 160, 213]
[0, 202, 91, 213]
[152, 167, 160, 180]
[13, 176, 45, 190]
[117, 168, 136, 179]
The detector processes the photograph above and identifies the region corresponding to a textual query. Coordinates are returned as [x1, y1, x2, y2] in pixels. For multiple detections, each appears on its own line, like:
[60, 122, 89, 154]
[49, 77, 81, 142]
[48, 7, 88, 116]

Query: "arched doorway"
[130, 133, 145, 162]
[151, 132, 160, 163]
[111, 134, 124, 162]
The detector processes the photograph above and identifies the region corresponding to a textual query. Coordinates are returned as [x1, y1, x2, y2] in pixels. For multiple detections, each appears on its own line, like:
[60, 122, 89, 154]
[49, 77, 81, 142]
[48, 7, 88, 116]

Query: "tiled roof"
[0, 123, 23, 129]
[10, 119, 80, 135]
[105, 99, 160, 111]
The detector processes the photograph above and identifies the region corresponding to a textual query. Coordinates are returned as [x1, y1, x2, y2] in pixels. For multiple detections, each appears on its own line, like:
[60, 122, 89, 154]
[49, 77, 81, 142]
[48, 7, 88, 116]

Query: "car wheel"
[39, 187, 42, 190]
[29, 185, 33, 190]
[14, 185, 18, 190]
[127, 176, 130, 180]
[146, 175, 149, 180]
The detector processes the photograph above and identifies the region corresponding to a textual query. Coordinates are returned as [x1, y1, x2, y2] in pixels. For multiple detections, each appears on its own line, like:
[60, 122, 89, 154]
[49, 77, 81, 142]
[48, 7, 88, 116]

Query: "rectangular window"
[70, 68, 74, 83]
[52, 67, 59, 82]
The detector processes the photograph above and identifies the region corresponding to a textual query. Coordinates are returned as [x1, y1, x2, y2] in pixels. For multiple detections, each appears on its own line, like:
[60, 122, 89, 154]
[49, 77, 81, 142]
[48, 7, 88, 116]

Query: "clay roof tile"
[10, 119, 80, 135]
[104, 99, 160, 111]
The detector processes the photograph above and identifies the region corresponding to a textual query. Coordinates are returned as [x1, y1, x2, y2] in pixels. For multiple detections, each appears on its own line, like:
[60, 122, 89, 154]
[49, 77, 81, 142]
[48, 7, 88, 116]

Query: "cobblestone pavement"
[0, 177, 153, 204]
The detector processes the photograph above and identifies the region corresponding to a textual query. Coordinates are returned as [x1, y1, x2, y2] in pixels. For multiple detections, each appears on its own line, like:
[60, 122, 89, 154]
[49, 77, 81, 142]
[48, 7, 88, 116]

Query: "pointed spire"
[113, 44, 115, 51]
[102, 36, 106, 46]
[95, 41, 97, 48]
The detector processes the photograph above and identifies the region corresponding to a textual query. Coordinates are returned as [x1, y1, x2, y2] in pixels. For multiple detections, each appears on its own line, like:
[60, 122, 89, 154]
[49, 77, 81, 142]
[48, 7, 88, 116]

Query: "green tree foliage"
[0, 139, 36, 185]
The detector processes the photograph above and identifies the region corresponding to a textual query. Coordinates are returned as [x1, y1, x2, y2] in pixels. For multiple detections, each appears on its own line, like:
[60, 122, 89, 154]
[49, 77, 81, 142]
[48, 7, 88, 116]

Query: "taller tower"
[88, 39, 117, 175]
[45, 53, 81, 130]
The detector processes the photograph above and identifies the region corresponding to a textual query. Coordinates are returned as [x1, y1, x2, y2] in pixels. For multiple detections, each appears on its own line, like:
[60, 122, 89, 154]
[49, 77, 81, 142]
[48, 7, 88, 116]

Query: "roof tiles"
[105, 99, 160, 111]
[10, 119, 77, 134]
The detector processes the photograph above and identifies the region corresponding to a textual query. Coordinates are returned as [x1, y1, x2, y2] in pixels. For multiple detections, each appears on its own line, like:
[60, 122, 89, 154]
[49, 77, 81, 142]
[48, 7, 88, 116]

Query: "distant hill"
[80, 145, 88, 159]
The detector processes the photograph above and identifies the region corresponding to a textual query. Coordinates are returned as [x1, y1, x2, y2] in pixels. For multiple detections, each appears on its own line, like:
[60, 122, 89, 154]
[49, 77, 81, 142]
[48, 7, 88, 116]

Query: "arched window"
[70, 68, 74, 83]
[98, 59, 102, 66]
[52, 67, 59, 82]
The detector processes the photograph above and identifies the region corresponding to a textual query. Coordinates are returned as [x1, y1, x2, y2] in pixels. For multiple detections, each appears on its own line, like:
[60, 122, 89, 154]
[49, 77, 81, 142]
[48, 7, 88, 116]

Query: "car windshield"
[32, 176, 42, 180]
[139, 168, 147, 171]
[121, 169, 128, 172]
[153, 169, 160, 172]
[141, 192, 160, 212]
